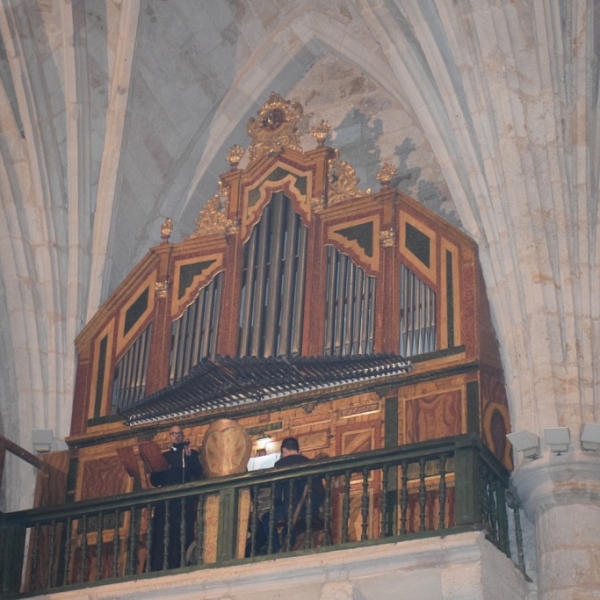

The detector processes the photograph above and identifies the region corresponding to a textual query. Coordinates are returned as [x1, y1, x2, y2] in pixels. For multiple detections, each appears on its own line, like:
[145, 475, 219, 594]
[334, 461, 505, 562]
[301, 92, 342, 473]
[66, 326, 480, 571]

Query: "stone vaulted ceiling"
[0, 0, 598, 511]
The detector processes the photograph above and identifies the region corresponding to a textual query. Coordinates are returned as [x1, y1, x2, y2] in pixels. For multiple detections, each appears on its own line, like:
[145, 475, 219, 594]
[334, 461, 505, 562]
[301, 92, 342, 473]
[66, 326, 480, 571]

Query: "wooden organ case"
[60, 94, 511, 553]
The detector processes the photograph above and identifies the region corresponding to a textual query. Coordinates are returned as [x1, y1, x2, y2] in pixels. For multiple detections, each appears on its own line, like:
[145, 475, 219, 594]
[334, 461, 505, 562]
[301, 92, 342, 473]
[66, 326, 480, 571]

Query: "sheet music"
[247, 453, 281, 471]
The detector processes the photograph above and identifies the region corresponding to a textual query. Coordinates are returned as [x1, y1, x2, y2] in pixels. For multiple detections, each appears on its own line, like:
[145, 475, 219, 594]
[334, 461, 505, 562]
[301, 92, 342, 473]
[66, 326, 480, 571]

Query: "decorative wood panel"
[80, 454, 131, 501]
[481, 368, 512, 468]
[116, 271, 156, 356]
[404, 390, 463, 443]
[336, 422, 380, 456]
[440, 239, 461, 349]
[398, 212, 437, 285]
[88, 320, 115, 420]
[326, 214, 381, 275]
[171, 253, 224, 319]
[294, 430, 330, 454]
[240, 159, 314, 241]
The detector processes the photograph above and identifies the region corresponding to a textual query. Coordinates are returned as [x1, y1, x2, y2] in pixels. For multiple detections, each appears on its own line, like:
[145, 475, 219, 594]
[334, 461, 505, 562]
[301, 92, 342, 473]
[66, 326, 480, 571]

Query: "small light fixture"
[32, 429, 53, 453]
[581, 423, 600, 451]
[256, 434, 271, 451]
[506, 430, 540, 459]
[544, 427, 570, 454]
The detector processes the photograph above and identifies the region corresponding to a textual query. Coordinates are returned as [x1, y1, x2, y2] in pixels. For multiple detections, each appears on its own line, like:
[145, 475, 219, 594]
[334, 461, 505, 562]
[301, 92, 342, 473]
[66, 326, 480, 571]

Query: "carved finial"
[247, 92, 303, 162]
[377, 163, 397, 189]
[226, 144, 244, 170]
[311, 120, 332, 146]
[161, 217, 173, 243]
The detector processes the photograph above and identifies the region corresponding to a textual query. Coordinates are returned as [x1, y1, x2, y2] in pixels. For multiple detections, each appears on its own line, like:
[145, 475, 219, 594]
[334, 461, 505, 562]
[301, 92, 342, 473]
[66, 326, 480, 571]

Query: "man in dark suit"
[258, 437, 325, 553]
[149, 425, 203, 570]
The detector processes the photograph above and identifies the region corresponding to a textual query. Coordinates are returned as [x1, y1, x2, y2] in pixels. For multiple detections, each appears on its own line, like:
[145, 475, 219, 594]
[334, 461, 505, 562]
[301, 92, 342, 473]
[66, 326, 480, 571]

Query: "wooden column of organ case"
[62, 94, 511, 528]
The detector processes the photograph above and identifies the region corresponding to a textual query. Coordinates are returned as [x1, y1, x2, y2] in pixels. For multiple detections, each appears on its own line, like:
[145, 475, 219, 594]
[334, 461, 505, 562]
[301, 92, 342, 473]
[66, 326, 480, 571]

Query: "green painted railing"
[0, 434, 526, 598]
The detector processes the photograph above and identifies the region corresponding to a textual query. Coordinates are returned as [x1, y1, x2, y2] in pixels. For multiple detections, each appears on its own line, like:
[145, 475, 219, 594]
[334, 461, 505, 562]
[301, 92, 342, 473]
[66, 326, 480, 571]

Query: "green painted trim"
[409, 345, 465, 363]
[384, 397, 398, 448]
[0, 524, 26, 595]
[87, 414, 123, 427]
[124, 287, 149, 334]
[217, 488, 239, 562]
[466, 381, 480, 435]
[446, 250, 455, 348]
[93, 335, 108, 419]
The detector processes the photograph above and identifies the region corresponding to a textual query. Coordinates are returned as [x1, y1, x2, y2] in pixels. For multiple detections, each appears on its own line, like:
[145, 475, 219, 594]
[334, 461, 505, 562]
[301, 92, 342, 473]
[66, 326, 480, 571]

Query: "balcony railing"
[0, 434, 527, 598]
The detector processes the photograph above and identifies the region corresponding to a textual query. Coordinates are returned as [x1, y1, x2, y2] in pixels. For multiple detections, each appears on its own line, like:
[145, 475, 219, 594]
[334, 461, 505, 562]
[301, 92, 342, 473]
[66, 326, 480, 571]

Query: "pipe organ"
[57, 93, 511, 515]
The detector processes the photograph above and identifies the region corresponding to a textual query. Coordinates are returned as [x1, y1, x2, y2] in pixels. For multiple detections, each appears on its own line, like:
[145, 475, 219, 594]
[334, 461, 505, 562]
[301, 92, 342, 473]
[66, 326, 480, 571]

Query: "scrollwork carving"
[189, 182, 233, 237]
[247, 92, 303, 162]
[327, 151, 368, 205]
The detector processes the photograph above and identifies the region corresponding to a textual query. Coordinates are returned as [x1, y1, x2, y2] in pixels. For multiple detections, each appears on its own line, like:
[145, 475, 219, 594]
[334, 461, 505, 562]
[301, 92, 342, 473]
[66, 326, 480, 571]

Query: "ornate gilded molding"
[247, 92, 303, 162]
[189, 182, 233, 237]
[380, 227, 396, 248]
[327, 151, 369, 205]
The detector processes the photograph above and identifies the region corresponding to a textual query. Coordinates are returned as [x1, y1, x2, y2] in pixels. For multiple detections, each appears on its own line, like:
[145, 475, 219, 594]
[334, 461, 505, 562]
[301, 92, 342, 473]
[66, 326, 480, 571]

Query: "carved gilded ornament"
[154, 281, 168, 299]
[311, 195, 325, 214]
[160, 217, 173, 243]
[226, 144, 244, 169]
[189, 182, 233, 237]
[311, 119, 332, 146]
[380, 227, 396, 248]
[377, 162, 397, 188]
[327, 150, 369, 205]
[247, 92, 303, 162]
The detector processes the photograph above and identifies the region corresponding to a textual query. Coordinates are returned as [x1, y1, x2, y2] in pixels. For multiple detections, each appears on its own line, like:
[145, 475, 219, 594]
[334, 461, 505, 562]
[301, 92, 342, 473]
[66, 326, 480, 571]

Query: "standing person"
[258, 437, 325, 553]
[149, 425, 203, 570]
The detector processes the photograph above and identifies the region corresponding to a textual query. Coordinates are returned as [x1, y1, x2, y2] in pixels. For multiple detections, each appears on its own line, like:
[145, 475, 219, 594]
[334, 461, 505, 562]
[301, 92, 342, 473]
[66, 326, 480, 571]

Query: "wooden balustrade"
[0, 435, 525, 598]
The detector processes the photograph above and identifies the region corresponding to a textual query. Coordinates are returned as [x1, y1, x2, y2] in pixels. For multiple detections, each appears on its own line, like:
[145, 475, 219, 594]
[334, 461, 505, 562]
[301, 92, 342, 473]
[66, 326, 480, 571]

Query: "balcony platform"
[34, 531, 530, 600]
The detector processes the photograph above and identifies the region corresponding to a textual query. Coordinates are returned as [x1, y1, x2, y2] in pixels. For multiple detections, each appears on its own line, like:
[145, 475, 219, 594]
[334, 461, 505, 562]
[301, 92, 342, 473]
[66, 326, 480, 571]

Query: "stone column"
[512, 453, 600, 599]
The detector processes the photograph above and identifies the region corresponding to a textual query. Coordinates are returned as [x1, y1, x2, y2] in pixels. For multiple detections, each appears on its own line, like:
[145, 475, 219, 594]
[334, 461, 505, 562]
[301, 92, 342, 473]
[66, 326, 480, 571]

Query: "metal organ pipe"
[238, 193, 307, 358]
[263, 196, 285, 357]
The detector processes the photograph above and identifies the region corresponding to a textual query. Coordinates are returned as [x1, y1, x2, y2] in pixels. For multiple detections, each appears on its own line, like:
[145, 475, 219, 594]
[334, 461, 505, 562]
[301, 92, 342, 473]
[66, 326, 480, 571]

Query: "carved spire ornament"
[247, 92, 303, 162]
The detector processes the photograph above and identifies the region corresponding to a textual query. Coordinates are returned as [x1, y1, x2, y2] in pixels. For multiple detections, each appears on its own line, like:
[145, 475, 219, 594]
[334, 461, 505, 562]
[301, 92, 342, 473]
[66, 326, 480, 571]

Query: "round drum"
[201, 418, 252, 477]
